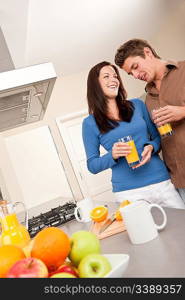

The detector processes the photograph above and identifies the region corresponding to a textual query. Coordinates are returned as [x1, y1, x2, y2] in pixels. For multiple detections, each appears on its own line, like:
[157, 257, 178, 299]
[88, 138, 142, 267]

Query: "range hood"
[0, 62, 57, 132]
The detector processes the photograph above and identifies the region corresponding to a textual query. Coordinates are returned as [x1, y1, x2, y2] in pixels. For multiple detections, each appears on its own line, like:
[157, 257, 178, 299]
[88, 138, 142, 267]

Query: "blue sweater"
[82, 99, 170, 192]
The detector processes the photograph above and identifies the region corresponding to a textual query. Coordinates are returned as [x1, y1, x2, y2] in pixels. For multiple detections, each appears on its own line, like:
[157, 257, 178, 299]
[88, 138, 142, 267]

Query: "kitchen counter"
[1, 199, 184, 278]
[59, 204, 185, 278]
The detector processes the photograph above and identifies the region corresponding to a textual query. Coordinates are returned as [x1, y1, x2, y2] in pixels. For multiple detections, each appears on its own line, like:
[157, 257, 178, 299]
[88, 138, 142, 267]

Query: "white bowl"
[103, 253, 130, 278]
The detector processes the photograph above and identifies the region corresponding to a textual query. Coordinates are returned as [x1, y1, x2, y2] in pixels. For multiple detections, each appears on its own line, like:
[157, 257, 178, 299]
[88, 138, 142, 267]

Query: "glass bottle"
[0, 200, 30, 248]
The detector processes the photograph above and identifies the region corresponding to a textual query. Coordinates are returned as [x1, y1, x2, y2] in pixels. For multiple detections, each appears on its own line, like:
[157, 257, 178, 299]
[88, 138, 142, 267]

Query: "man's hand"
[132, 145, 153, 169]
[152, 105, 185, 126]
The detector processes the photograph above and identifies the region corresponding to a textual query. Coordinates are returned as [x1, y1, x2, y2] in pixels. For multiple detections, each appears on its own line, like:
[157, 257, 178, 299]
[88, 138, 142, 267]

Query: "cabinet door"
[4, 126, 73, 209]
[56, 112, 114, 202]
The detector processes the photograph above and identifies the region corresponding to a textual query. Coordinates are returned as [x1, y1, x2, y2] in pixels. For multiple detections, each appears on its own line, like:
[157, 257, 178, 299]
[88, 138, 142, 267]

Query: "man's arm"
[152, 105, 185, 126]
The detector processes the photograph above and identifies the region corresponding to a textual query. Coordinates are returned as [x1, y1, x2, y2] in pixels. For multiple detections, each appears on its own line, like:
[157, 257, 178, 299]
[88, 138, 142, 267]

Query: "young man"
[114, 38, 185, 202]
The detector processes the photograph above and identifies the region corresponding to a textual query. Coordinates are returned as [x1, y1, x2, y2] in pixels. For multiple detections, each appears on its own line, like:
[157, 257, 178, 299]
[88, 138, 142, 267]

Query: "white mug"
[120, 200, 167, 244]
[74, 198, 94, 223]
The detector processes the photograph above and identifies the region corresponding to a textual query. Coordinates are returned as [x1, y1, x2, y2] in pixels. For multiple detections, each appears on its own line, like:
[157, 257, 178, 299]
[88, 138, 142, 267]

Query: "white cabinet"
[56, 111, 114, 202]
[3, 126, 73, 209]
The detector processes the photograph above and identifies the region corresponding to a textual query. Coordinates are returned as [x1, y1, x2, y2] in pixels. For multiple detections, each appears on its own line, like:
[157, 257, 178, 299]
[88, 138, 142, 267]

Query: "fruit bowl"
[103, 254, 129, 278]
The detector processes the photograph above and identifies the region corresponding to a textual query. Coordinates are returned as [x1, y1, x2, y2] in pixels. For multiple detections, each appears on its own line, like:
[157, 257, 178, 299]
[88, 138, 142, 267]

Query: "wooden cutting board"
[90, 216, 126, 240]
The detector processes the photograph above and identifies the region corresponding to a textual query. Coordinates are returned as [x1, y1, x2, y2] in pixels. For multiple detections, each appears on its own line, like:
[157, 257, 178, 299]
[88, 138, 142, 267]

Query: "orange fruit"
[31, 227, 70, 272]
[90, 206, 108, 222]
[115, 200, 131, 221]
[0, 245, 26, 277]
[115, 210, 123, 221]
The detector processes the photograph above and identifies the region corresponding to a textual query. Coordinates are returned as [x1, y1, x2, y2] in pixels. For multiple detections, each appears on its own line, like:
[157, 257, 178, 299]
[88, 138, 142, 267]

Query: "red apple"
[49, 262, 79, 277]
[6, 257, 48, 278]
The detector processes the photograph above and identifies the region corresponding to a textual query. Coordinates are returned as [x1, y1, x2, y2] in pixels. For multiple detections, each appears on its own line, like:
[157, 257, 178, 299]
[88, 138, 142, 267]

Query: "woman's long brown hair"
[87, 61, 134, 133]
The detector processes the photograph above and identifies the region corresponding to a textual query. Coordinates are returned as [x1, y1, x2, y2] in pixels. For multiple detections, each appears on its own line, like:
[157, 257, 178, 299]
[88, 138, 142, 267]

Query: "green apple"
[78, 254, 111, 278]
[50, 272, 76, 278]
[68, 231, 101, 267]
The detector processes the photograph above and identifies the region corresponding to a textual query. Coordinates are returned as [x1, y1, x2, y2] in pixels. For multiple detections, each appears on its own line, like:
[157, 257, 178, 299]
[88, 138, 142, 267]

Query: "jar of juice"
[0, 200, 30, 249]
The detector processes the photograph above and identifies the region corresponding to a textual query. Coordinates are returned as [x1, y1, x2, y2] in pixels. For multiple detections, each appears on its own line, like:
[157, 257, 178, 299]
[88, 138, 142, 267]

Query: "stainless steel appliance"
[28, 202, 77, 238]
[0, 62, 56, 132]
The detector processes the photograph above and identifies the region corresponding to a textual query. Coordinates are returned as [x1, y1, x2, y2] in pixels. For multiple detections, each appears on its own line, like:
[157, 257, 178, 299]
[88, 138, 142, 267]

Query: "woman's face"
[98, 65, 120, 99]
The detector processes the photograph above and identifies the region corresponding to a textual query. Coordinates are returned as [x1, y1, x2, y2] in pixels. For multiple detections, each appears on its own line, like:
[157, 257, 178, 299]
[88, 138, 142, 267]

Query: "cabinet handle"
[22, 96, 29, 102]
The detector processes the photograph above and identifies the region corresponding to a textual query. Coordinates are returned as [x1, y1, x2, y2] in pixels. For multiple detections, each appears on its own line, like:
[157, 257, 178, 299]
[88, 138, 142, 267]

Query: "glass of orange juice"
[157, 123, 173, 138]
[118, 136, 140, 167]
[151, 109, 173, 138]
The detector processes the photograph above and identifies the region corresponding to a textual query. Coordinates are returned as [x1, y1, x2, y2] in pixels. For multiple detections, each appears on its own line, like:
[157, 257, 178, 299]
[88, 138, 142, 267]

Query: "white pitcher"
[74, 198, 94, 223]
[120, 200, 167, 244]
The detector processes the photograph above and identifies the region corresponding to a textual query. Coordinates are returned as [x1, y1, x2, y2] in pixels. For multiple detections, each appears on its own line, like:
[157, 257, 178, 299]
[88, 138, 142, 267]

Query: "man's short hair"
[114, 38, 160, 68]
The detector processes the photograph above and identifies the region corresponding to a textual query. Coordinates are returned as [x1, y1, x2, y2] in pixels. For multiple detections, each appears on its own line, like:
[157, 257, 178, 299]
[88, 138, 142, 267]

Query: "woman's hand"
[132, 144, 153, 169]
[112, 142, 132, 160]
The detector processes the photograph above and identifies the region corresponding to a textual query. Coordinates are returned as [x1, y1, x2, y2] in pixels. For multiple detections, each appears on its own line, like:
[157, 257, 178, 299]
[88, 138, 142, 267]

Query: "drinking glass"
[151, 108, 173, 138]
[118, 136, 140, 167]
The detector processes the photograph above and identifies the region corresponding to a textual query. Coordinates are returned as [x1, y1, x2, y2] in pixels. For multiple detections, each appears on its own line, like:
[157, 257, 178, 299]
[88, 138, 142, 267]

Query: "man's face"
[122, 52, 156, 83]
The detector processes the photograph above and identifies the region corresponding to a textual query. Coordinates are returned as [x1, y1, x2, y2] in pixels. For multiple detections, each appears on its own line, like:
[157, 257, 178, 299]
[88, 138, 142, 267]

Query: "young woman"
[82, 61, 185, 209]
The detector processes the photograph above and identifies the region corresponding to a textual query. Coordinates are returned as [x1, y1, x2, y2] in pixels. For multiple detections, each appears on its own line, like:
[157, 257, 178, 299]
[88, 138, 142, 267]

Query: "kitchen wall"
[152, 0, 185, 60]
[0, 1, 185, 209]
[0, 27, 15, 72]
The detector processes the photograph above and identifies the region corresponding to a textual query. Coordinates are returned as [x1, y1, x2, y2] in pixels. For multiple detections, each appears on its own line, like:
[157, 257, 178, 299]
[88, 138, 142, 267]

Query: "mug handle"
[13, 201, 29, 229]
[74, 207, 84, 222]
[149, 203, 167, 230]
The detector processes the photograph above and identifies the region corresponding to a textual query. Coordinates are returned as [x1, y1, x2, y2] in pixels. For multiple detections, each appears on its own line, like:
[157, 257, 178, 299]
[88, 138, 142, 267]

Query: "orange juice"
[157, 123, 173, 137]
[126, 140, 140, 165]
[0, 213, 31, 248]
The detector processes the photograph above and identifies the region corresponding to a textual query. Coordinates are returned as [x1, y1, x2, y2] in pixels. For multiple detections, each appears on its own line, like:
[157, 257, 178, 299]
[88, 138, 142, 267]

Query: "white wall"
[45, 69, 146, 119]
[151, 0, 185, 60]
[0, 0, 29, 67]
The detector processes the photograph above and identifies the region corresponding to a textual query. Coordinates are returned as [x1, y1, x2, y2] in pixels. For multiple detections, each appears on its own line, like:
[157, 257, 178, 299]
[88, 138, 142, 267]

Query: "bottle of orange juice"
[0, 200, 30, 249]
